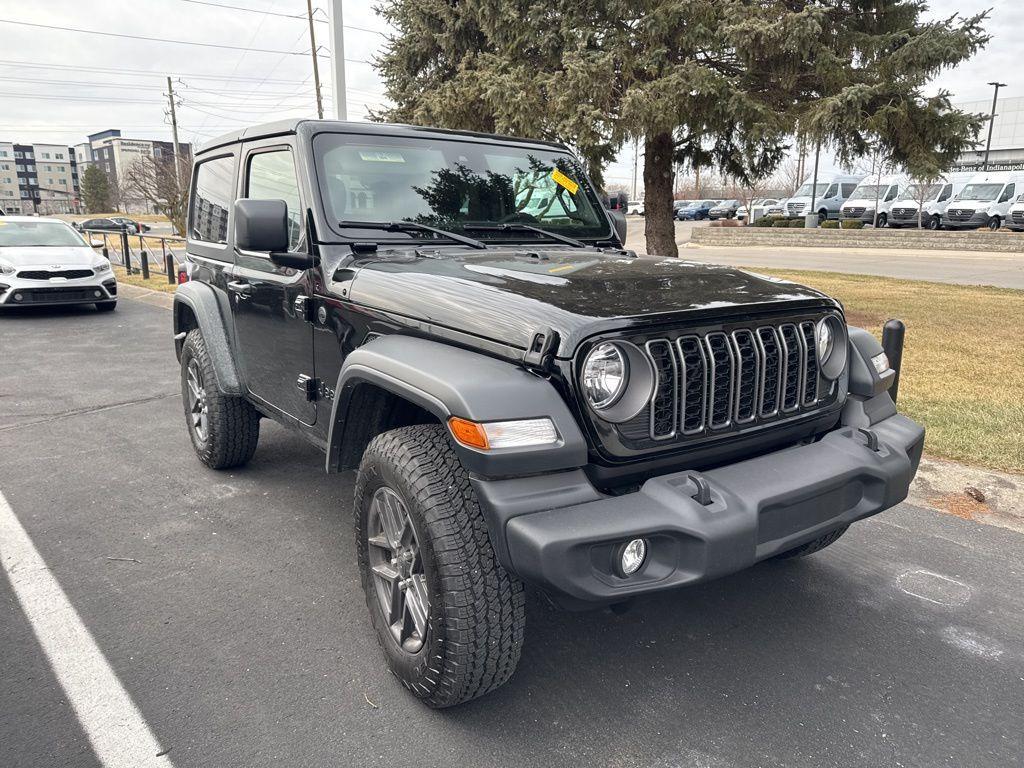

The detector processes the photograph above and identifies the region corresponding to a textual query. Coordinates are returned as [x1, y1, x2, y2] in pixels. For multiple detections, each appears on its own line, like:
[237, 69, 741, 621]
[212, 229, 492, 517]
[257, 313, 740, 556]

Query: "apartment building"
[0, 130, 191, 215]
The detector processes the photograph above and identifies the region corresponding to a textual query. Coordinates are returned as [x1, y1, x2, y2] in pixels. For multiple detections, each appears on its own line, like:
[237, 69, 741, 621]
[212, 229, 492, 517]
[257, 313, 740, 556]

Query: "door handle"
[227, 280, 252, 298]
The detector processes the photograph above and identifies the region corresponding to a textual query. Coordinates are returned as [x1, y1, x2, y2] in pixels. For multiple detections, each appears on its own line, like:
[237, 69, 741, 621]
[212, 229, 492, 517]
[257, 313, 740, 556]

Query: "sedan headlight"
[582, 342, 628, 409]
[94, 260, 111, 272]
[0, 261, 14, 276]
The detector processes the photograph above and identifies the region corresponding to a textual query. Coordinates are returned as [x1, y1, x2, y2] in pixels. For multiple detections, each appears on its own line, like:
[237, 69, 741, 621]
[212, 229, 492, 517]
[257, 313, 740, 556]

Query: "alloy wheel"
[367, 486, 429, 653]
[186, 359, 209, 442]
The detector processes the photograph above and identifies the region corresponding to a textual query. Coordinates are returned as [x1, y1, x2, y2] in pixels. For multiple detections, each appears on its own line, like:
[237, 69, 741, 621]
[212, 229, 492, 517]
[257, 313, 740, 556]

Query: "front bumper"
[0, 272, 116, 306]
[487, 412, 923, 605]
[943, 210, 988, 229]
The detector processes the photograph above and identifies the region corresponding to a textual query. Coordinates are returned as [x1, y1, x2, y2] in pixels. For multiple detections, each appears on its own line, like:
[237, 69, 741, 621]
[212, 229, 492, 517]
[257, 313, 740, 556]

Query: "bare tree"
[773, 158, 804, 196]
[121, 155, 189, 235]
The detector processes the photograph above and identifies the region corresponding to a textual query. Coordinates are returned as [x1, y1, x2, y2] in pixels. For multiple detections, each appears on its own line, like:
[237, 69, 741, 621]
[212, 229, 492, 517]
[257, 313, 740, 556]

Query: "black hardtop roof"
[196, 118, 571, 155]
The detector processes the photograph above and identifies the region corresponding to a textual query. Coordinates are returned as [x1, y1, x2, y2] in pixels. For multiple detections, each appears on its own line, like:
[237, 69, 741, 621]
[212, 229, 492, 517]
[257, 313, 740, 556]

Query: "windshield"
[0, 220, 87, 247]
[793, 183, 828, 197]
[958, 183, 1003, 201]
[850, 184, 885, 199]
[314, 134, 611, 242]
[906, 184, 941, 200]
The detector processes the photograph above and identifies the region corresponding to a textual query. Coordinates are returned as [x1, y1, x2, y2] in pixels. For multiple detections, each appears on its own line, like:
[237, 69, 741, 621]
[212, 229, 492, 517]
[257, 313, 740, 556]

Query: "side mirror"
[233, 198, 317, 270]
[609, 209, 627, 244]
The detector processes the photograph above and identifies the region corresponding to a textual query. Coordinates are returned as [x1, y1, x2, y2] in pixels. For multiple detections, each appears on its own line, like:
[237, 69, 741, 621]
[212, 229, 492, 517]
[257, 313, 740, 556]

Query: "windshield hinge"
[523, 326, 560, 371]
[294, 294, 315, 322]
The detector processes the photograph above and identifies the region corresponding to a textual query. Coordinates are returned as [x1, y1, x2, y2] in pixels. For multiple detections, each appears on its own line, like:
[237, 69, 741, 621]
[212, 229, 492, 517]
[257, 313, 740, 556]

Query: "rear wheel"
[773, 526, 849, 560]
[180, 329, 260, 469]
[355, 424, 526, 708]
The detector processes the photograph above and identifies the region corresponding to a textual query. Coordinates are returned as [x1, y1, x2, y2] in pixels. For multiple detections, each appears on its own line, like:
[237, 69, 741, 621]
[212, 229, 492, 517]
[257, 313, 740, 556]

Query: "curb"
[692, 226, 1024, 253]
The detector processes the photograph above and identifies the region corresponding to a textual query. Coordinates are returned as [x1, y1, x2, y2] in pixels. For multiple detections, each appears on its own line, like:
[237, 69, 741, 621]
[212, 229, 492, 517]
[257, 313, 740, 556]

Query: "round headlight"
[582, 342, 628, 409]
[816, 318, 833, 363]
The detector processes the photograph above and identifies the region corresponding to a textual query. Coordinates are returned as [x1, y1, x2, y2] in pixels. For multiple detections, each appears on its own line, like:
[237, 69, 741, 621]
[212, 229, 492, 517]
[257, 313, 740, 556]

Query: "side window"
[825, 184, 838, 198]
[939, 184, 952, 202]
[841, 183, 857, 197]
[189, 155, 235, 244]
[246, 150, 303, 250]
[885, 185, 899, 201]
[999, 183, 1015, 203]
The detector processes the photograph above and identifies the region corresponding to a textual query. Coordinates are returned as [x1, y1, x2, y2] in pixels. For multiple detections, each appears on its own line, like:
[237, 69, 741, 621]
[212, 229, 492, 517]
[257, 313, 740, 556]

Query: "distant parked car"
[708, 199, 741, 220]
[1003, 193, 1024, 232]
[75, 217, 150, 234]
[737, 199, 780, 221]
[0, 216, 117, 310]
[626, 200, 645, 215]
[677, 200, 718, 220]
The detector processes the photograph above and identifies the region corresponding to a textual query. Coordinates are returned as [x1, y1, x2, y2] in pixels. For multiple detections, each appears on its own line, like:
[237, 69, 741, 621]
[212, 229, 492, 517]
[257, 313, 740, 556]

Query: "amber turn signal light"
[448, 417, 490, 450]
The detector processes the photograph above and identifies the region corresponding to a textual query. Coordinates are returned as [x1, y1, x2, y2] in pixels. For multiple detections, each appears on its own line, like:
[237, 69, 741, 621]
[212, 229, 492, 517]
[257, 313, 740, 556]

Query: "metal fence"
[82, 227, 186, 284]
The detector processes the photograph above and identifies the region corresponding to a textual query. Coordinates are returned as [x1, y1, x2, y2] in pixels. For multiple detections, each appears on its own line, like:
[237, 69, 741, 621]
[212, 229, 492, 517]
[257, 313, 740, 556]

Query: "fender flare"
[173, 281, 243, 395]
[325, 335, 589, 477]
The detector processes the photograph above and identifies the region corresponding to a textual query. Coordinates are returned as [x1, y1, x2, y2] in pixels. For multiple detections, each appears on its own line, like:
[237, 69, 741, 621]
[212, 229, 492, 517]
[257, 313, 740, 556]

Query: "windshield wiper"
[462, 223, 587, 248]
[337, 220, 486, 250]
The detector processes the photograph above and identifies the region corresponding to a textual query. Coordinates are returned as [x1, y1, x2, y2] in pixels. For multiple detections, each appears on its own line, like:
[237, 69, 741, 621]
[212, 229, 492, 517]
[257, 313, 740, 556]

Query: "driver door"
[229, 143, 316, 425]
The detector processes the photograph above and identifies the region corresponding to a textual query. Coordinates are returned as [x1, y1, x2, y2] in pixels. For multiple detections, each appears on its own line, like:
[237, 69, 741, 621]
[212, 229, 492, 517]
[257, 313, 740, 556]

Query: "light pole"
[982, 81, 1007, 172]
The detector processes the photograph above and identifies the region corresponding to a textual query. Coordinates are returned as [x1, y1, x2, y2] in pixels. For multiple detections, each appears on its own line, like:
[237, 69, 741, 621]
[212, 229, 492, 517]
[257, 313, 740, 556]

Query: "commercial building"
[954, 95, 1024, 172]
[81, 129, 192, 214]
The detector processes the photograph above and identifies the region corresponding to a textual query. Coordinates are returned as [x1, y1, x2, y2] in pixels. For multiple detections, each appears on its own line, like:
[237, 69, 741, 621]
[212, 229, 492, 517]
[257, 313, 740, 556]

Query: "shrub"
[788, 219, 806, 228]
[753, 217, 775, 227]
[772, 219, 791, 228]
[820, 220, 840, 229]
[841, 220, 865, 229]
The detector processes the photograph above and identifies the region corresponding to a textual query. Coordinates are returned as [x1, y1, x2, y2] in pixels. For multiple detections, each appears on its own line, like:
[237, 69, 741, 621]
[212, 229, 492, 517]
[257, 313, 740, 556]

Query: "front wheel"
[875, 213, 887, 228]
[355, 424, 526, 708]
[817, 209, 828, 225]
[179, 330, 260, 469]
[988, 216, 1001, 231]
[928, 215, 942, 230]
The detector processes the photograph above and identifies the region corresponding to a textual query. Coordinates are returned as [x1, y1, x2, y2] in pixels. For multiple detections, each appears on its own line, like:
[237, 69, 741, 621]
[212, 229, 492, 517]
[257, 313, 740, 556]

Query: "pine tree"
[80, 165, 112, 214]
[375, 1, 989, 256]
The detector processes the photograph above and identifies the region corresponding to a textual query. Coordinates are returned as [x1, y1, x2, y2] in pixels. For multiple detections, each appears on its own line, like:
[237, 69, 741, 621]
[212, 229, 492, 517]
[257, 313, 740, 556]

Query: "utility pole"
[983, 81, 1007, 171]
[631, 137, 639, 200]
[328, 0, 347, 120]
[807, 138, 821, 228]
[306, 0, 324, 119]
[166, 76, 182, 182]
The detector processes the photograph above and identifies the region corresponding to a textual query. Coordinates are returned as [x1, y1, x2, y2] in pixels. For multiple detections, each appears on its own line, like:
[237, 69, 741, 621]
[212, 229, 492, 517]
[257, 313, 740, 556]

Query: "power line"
[0, 18, 351, 57]
[175, 0, 387, 35]
[0, 59, 317, 84]
[0, 76, 315, 98]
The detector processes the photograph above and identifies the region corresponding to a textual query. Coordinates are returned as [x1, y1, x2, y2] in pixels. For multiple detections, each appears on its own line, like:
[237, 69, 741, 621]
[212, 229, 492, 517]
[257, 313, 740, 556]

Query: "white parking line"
[0, 489, 174, 767]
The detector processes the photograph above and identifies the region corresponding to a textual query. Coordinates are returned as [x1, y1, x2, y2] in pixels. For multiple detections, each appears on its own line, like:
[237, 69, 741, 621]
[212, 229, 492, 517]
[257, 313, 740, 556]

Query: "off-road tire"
[95, 301, 117, 312]
[773, 525, 849, 560]
[180, 329, 260, 469]
[355, 424, 526, 708]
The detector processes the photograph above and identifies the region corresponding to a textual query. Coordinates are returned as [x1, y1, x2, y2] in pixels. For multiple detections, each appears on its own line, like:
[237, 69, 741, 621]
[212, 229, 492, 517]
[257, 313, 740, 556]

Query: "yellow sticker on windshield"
[551, 168, 579, 195]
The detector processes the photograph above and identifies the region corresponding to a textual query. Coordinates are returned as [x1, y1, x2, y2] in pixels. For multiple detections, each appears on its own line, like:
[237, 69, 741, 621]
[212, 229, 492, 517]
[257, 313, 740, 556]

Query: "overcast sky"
[0, 0, 1017, 189]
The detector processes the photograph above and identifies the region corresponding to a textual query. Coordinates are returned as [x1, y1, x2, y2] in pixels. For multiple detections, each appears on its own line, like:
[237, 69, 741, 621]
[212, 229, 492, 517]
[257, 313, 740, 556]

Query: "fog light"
[93, 290, 102, 297]
[619, 538, 647, 576]
[14, 293, 23, 301]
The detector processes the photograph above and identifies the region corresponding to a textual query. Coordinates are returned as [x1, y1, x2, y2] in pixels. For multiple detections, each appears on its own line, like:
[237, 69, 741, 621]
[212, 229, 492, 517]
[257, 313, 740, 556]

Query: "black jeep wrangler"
[173, 119, 924, 707]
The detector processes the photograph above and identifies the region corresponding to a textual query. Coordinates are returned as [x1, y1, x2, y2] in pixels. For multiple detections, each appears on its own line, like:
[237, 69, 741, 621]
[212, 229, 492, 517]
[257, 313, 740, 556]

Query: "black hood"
[345, 246, 837, 356]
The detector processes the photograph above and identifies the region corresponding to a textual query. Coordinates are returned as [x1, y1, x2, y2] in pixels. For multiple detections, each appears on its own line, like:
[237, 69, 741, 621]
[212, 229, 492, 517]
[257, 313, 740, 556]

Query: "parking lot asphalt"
[2, 298, 1024, 768]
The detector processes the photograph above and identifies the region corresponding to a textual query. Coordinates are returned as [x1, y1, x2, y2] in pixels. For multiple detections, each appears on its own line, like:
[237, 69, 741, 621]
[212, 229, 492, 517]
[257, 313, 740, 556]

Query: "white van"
[1005, 192, 1024, 232]
[784, 173, 863, 222]
[944, 171, 1024, 230]
[839, 174, 908, 227]
[887, 172, 974, 229]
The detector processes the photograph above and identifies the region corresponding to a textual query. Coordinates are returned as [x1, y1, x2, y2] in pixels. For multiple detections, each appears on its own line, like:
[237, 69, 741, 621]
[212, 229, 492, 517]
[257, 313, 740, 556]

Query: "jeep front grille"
[622, 316, 836, 444]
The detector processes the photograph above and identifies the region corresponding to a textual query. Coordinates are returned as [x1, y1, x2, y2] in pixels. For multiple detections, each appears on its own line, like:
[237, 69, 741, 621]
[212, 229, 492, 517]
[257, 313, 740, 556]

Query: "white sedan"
[0, 216, 117, 310]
